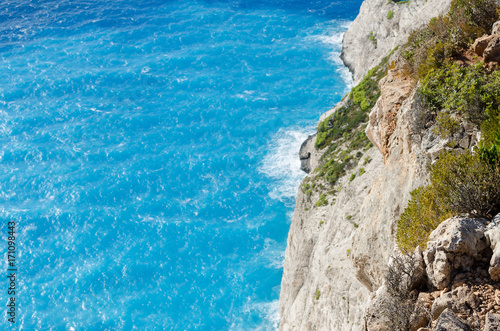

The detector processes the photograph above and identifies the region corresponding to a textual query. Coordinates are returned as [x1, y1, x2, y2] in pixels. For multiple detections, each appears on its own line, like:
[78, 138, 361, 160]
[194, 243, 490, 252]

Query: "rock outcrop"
[471, 21, 500, 63]
[342, 0, 452, 84]
[279, 119, 384, 330]
[366, 65, 415, 160]
[280, 66, 443, 329]
[485, 214, 500, 281]
[279, 1, 499, 330]
[364, 214, 500, 329]
[484, 313, 500, 331]
[434, 308, 472, 331]
[424, 217, 489, 290]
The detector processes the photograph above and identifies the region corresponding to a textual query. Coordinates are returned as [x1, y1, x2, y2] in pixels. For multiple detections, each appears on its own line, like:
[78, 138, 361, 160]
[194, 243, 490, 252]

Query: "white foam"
[250, 300, 280, 331]
[246, 237, 285, 270]
[259, 127, 313, 202]
[232, 300, 280, 331]
[309, 20, 353, 90]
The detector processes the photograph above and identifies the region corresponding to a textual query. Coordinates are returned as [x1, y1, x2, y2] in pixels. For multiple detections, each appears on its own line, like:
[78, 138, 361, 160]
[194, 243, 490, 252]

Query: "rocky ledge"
[367, 214, 500, 330]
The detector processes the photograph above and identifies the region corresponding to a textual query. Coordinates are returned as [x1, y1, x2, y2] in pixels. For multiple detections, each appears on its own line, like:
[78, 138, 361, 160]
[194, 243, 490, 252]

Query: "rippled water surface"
[0, 0, 362, 329]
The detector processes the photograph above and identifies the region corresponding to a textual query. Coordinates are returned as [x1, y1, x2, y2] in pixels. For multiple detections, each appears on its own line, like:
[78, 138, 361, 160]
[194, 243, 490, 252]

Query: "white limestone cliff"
[342, 0, 451, 85]
[278, 0, 456, 329]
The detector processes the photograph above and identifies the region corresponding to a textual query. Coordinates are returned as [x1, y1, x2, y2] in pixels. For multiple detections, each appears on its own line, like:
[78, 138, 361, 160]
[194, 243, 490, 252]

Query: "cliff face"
[278, 1, 456, 329]
[342, 0, 451, 85]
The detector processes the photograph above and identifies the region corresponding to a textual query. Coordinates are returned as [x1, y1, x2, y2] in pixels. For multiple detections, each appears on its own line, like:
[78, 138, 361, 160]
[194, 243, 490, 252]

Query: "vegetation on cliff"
[396, 0, 500, 252]
[311, 50, 397, 193]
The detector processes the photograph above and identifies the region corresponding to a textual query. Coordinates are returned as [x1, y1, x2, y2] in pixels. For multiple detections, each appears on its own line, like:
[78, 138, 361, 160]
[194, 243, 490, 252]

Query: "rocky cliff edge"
[279, 0, 458, 329]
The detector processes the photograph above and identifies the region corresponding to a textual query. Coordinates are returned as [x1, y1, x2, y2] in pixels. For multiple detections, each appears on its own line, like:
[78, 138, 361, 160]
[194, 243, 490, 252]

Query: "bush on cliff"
[431, 150, 500, 219]
[313, 50, 396, 186]
[396, 186, 451, 253]
[397, 142, 500, 253]
[419, 62, 500, 126]
[402, 0, 499, 78]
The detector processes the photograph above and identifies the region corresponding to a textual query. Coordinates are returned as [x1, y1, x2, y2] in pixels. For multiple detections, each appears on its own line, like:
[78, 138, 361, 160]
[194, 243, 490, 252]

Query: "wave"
[259, 126, 314, 202]
[311, 20, 353, 89]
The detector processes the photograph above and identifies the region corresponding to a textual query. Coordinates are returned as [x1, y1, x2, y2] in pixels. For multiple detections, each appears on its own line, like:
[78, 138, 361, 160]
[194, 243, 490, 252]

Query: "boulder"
[430, 287, 479, 320]
[473, 35, 495, 57]
[423, 216, 489, 290]
[434, 308, 471, 331]
[409, 303, 430, 331]
[298, 134, 315, 173]
[484, 214, 500, 281]
[483, 36, 500, 62]
[364, 286, 393, 331]
[492, 21, 500, 35]
[484, 312, 500, 331]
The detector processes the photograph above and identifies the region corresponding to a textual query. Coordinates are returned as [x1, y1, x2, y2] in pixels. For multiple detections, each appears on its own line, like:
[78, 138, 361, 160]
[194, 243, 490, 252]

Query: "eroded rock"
[434, 308, 472, 331]
[484, 312, 500, 331]
[423, 216, 489, 290]
[473, 35, 495, 57]
[492, 21, 500, 35]
[484, 214, 500, 281]
[366, 67, 415, 161]
[430, 287, 479, 320]
[483, 36, 500, 62]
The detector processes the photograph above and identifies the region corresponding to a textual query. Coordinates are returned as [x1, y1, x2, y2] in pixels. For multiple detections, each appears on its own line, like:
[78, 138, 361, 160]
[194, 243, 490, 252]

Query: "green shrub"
[419, 62, 500, 125]
[431, 151, 500, 219]
[433, 112, 460, 138]
[387, 10, 394, 19]
[315, 193, 328, 207]
[477, 131, 500, 166]
[316, 289, 321, 300]
[349, 173, 356, 182]
[402, 0, 499, 78]
[396, 186, 451, 253]
[397, 148, 500, 252]
[369, 31, 377, 45]
[359, 168, 366, 176]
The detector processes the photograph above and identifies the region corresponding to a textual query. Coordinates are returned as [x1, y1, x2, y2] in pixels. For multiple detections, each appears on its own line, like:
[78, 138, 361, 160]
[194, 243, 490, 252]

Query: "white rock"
[484, 214, 500, 281]
[423, 216, 488, 290]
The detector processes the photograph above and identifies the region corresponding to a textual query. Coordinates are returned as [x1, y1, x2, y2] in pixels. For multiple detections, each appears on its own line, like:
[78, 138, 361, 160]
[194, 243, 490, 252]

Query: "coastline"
[278, 0, 454, 329]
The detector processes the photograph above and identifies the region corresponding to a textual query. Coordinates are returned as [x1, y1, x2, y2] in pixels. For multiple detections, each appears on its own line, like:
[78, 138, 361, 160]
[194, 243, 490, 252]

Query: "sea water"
[0, 0, 362, 329]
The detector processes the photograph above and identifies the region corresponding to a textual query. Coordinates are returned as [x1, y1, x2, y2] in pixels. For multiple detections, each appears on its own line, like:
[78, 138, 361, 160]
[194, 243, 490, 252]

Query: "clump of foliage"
[419, 62, 500, 125]
[477, 131, 500, 165]
[316, 52, 394, 150]
[316, 289, 321, 300]
[315, 193, 328, 207]
[433, 112, 461, 138]
[316, 151, 353, 185]
[402, 0, 499, 78]
[313, 50, 397, 186]
[369, 31, 377, 45]
[432, 150, 500, 219]
[387, 10, 394, 19]
[397, 142, 500, 253]
[396, 186, 452, 252]
[359, 167, 366, 176]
